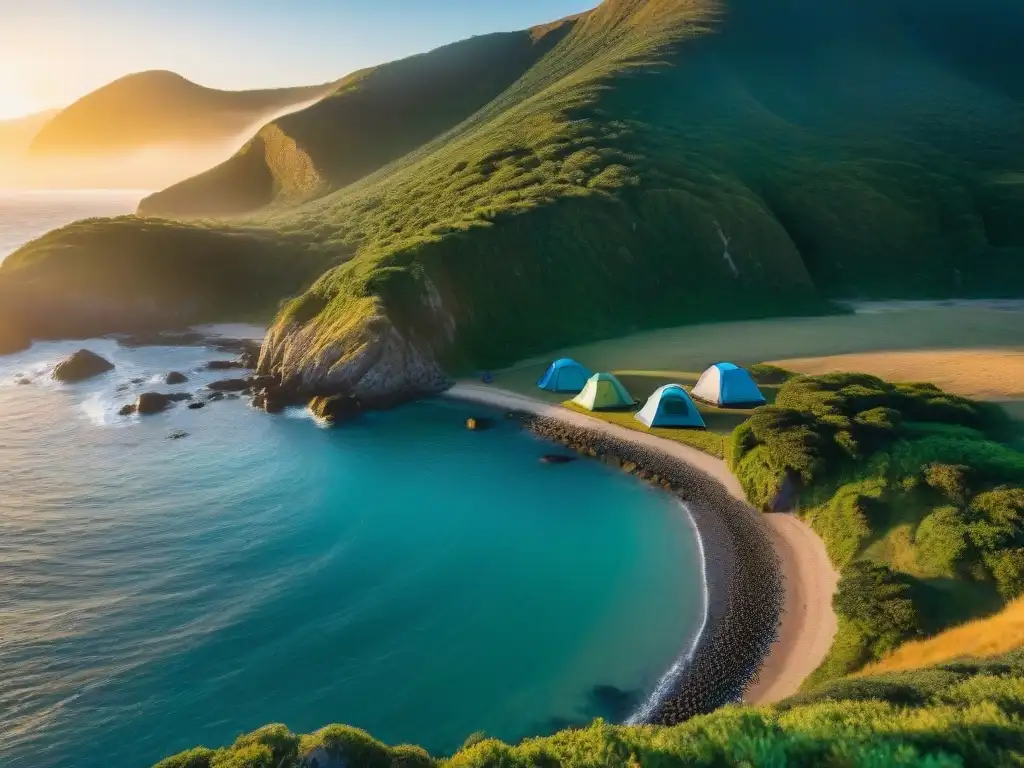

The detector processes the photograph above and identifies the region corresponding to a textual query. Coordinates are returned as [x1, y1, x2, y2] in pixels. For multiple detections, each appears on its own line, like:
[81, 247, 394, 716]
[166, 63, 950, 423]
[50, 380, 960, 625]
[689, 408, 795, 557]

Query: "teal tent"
[635, 384, 706, 428]
[538, 358, 591, 393]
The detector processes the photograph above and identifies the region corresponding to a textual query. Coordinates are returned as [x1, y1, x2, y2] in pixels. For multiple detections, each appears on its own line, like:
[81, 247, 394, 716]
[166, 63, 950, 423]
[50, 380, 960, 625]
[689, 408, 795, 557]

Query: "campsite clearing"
[491, 302, 1024, 438]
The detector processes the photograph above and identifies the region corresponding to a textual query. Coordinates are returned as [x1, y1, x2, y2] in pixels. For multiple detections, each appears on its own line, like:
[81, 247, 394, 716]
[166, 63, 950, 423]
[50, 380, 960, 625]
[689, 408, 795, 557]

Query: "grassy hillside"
[154, 651, 1024, 767]
[139, 20, 581, 217]
[729, 372, 1024, 686]
[28, 71, 332, 155]
[7, 0, 1024, 382]
[0, 218, 330, 338]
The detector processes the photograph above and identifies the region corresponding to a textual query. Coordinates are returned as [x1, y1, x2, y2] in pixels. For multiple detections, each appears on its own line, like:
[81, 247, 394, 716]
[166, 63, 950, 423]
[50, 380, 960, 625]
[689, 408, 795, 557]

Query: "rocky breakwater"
[254, 289, 454, 415]
[520, 415, 784, 724]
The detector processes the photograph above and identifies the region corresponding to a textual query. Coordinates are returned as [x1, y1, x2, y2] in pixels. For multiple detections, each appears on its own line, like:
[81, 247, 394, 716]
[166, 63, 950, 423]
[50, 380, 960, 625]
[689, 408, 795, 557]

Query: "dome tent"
[635, 384, 706, 428]
[537, 358, 592, 393]
[691, 362, 766, 407]
[572, 373, 634, 411]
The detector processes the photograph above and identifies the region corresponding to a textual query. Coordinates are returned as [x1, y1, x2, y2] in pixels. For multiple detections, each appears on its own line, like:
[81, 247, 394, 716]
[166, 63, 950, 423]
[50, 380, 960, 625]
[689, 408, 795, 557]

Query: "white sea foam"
[626, 500, 710, 724]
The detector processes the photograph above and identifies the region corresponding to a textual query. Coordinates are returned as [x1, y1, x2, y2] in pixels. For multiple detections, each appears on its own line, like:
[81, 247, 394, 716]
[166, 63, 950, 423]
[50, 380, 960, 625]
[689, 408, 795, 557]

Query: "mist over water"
[0, 190, 142, 263]
[0, 196, 705, 766]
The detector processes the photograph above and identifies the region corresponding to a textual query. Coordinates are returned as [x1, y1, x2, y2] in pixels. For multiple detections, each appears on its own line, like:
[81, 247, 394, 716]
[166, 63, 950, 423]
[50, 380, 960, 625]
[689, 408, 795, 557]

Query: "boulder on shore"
[164, 371, 188, 385]
[187, 401, 206, 410]
[52, 349, 114, 382]
[134, 391, 192, 415]
[309, 394, 363, 424]
[208, 378, 250, 392]
[207, 360, 245, 371]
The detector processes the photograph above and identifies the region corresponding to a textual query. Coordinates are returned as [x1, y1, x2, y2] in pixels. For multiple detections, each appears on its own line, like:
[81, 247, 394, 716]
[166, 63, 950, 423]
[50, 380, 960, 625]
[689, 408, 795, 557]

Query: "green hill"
[27, 70, 333, 156]
[153, 650, 1024, 767]
[138, 19, 581, 217]
[5, 0, 1024, 403]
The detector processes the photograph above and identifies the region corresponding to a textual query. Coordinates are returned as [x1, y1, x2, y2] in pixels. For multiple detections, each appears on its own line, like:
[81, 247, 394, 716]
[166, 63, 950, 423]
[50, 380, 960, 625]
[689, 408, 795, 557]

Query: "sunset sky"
[0, 0, 593, 120]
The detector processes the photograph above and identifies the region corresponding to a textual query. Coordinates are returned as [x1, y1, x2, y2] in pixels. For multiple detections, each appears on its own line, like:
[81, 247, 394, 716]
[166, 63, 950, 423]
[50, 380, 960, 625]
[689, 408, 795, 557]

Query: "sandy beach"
[446, 383, 838, 705]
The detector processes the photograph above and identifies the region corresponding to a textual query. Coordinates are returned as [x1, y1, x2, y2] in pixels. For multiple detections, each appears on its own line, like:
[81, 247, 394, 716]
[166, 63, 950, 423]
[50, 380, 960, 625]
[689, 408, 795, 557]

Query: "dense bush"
[731, 372, 1024, 683]
[155, 652, 1024, 767]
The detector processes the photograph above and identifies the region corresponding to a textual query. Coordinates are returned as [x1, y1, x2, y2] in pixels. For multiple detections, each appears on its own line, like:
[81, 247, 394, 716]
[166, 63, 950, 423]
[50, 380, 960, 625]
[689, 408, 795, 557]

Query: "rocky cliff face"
[258, 283, 455, 406]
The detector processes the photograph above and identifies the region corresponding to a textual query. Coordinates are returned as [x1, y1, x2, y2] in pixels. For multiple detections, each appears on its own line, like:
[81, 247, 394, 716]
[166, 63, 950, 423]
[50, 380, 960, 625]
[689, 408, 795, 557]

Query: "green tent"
[572, 373, 634, 411]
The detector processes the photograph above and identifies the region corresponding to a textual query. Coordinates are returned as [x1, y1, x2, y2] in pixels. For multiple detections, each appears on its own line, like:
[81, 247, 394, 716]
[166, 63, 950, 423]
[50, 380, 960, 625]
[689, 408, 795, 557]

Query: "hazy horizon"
[0, 0, 593, 120]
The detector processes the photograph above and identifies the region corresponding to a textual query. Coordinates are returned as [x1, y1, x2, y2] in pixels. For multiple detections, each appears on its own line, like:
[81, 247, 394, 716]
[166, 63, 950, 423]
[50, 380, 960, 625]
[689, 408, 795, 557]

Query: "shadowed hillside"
[6, 0, 1024, 400]
[28, 70, 334, 156]
[139, 19, 581, 216]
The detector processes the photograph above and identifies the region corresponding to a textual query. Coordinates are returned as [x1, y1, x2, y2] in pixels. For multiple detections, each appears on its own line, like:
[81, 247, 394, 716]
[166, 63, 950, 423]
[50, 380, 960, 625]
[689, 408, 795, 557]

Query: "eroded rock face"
[53, 349, 115, 382]
[309, 394, 362, 425]
[259, 309, 452, 408]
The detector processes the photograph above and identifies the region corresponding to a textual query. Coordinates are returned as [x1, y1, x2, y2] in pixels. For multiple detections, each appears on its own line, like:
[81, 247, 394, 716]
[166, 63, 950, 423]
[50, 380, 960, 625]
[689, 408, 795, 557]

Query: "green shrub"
[834, 561, 921, 659]
[154, 748, 216, 768]
[915, 506, 971, 578]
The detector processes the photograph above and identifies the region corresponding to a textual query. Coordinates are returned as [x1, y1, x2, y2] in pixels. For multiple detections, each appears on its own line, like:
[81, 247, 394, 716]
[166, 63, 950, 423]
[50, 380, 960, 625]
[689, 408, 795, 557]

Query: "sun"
[0, 71, 39, 121]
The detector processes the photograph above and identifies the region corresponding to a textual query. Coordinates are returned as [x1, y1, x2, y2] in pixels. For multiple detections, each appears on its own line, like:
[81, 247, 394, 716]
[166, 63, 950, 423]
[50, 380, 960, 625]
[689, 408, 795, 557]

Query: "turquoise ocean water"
[0, 194, 705, 767]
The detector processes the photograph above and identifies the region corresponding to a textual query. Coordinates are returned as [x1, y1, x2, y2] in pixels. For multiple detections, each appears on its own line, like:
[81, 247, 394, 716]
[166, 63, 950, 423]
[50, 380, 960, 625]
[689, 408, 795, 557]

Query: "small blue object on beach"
[481, 371, 494, 384]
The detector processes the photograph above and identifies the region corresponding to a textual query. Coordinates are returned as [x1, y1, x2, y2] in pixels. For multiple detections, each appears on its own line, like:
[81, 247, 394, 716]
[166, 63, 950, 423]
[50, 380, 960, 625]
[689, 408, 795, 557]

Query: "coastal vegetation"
[154, 651, 1024, 766]
[4, 0, 1023, 397]
[729, 371, 1024, 685]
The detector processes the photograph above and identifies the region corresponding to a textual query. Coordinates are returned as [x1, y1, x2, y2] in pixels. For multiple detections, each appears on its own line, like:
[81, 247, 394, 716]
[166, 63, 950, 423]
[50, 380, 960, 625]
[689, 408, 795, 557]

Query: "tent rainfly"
[635, 384, 706, 428]
[537, 358, 592, 393]
[572, 373, 634, 411]
[691, 362, 766, 407]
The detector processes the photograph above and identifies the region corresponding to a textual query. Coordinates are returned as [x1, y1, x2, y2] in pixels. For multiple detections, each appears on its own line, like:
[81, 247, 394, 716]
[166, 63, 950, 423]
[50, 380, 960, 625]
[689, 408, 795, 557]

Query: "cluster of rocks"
[520, 414, 784, 724]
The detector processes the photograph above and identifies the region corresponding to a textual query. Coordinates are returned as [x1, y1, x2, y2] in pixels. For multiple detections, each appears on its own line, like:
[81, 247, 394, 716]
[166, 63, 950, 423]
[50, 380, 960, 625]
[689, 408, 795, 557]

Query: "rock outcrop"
[207, 378, 250, 392]
[164, 371, 188, 385]
[126, 391, 193, 415]
[52, 349, 115, 382]
[257, 291, 453, 409]
[308, 394, 362, 425]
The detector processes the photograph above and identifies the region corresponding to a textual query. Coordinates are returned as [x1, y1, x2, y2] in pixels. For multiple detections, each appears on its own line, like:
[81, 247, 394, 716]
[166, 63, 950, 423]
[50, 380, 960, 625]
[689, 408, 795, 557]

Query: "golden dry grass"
[491, 304, 1024, 425]
[773, 349, 1024, 401]
[858, 597, 1024, 675]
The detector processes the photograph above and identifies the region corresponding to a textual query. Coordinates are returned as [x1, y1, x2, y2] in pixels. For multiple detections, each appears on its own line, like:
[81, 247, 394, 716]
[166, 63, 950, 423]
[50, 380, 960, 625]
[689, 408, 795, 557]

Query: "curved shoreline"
[445, 383, 838, 718]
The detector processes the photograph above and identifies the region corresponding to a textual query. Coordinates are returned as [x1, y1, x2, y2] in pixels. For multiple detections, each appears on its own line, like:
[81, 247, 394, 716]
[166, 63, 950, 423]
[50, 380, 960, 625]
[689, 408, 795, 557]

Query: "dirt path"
[446, 383, 838, 705]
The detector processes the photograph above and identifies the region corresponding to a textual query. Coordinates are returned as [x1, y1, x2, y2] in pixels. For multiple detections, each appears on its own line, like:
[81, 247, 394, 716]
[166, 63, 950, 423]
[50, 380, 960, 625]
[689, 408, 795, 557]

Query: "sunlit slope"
[139, 20, 581, 217]
[28, 71, 333, 156]
[0, 110, 59, 157]
[7, 0, 1024, 376]
[859, 597, 1024, 676]
[259, 0, 1024, 375]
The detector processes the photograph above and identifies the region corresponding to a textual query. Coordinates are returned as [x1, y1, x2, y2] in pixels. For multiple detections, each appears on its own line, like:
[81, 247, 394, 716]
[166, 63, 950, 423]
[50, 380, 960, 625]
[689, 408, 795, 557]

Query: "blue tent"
[537, 358, 592, 393]
[691, 362, 766, 407]
[635, 384, 706, 428]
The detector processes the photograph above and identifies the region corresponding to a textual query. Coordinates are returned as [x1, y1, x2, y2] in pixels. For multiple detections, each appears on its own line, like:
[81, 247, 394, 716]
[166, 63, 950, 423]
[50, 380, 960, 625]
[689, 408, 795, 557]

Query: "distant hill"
[0, 110, 59, 157]
[28, 70, 334, 156]
[138, 20, 580, 216]
[5, 0, 1024, 398]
